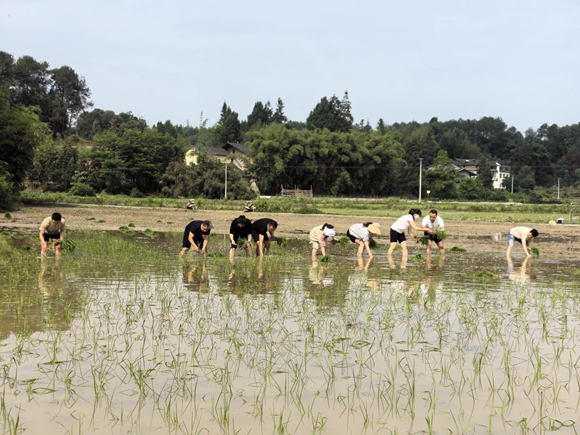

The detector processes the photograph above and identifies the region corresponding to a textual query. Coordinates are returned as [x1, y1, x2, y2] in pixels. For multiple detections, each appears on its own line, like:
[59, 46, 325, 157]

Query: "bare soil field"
[2, 204, 579, 257]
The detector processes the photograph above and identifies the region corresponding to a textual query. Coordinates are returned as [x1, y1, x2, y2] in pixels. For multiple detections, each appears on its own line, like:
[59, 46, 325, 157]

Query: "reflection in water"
[39, 256, 63, 297]
[388, 253, 408, 270]
[506, 256, 535, 283]
[183, 261, 209, 292]
[3, 232, 580, 435]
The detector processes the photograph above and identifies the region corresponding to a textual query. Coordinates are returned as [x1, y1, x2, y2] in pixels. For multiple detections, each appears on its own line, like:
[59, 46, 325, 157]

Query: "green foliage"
[68, 183, 96, 197]
[458, 178, 484, 200]
[530, 247, 540, 257]
[0, 173, 14, 210]
[61, 238, 76, 252]
[162, 157, 255, 200]
[339, 236, 350, 246]
[450, 246, 466, 253]
[275, 237, 287, 247]
[319, 254, 333, 264]
[246, 124, 406, 196]
[306, 92, 353, 133]
[426, 150, 459, 199]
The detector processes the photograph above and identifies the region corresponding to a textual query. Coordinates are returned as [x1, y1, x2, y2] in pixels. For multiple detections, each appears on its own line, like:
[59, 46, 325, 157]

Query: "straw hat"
[367, 223, 381, 235]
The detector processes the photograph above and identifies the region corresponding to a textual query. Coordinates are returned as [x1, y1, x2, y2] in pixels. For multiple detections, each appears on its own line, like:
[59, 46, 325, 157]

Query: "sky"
[1, 0, 579, 132]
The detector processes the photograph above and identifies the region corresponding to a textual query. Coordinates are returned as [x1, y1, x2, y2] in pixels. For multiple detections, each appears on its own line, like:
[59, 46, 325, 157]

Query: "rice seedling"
[450, 246, 466, 253]
[530, 247, 540, 257]
[0, 232, 578, 434]
[319, 254, 333, 264]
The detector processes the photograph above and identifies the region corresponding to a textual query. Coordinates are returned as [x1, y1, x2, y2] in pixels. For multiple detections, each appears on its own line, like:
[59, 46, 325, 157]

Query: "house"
[223, 142, 251, 171]
[489, 161, 510, 189]
[185, 147, 229, 166]
[185, 142, 252, 172]
[452, 159, 510, 189]
[428, 158, 510, 189]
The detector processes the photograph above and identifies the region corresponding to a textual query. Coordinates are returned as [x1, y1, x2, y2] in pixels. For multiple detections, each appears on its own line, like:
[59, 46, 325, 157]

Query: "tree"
[271, 98, 287, 124]
[0, 51, 14, 87]
[221, 111, 242, 144]
[477, 155, 494, 190]
[219, 102, 232, 125]
[457, 177, 484, 200]
[425, 150, 459, 199]
[306, 92, 353, 132]
[0, 87, 51, 197]
[247, 101, 272, 129]
[48, 66, 92, 135]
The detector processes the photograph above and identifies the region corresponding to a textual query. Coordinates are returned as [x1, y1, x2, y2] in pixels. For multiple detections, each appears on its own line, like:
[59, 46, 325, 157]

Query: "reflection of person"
[422, 209, 445, 256]
[506, 226, 539, 258]
[388, 253, 408, 270]
[185, 263, 209, 292]
[347, 223, 381, 258]
[388, 209, 430, 258]
[507, 256, 533, 282]
[229, 215, 253, 258]
[309, 223, 336, 261]
[180, 220, 212, 256]
[39, 212, 65, 257]
[251, 218, 278, 256]
[39, 256, 63, 296]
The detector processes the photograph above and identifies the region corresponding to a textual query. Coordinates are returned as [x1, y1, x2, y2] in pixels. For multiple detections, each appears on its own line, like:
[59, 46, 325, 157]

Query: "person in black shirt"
[229, 215, 253, 258]
[251, 218, 278, 256]
[180, 220, 212, 256]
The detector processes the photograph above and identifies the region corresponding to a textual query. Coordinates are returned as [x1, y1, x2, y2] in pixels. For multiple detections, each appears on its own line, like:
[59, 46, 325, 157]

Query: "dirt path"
[2, 204, 579, 258]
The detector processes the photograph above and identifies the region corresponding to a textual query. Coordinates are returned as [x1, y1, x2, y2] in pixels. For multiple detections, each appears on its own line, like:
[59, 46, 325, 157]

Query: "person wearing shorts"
[388, 209, 431, 258]
[346, 222, 381, 258]
[39, 212, 65, 257]
[422, 209, 445, 255]
[251, 218, 278, 256]
[229, 215, 253, 258]
[507, 226, 538, 258]
[309, 223, 336, 261]
[181, 220, 212, 256]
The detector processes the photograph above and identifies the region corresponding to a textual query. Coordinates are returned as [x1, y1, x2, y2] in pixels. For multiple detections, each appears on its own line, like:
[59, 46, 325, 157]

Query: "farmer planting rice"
[180, 220, 212, 256]
[39, 212, 66, 258]
[506, 226, 539, 258]
[388, 209, 432, 258]
[422, 209, 446, 256]
[346, 222, 381, 258]
[229, 215, 253, 258]
[251, 218, 278, 256]
[309, 223, 336, 262]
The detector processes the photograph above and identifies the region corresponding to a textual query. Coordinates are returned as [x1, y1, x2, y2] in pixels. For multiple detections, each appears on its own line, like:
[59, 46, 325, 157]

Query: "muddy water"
[1, 232, 580, 434]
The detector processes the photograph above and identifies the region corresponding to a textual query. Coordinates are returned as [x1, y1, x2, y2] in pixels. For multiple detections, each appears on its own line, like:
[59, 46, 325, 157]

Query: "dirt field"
[1, 204, 579, 257]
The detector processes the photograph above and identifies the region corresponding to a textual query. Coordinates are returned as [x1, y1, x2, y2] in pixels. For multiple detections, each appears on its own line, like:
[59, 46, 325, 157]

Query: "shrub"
[68, 183, 96, 197]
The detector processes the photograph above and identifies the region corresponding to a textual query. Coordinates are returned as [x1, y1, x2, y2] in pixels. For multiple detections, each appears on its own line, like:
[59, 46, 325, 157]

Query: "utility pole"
[419, 158, 423, 202]
[511, 172, 514, 194]
[558, 177, 561, 200]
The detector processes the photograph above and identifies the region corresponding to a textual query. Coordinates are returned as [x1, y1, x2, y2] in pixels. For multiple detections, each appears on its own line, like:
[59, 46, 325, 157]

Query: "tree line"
[1, 50, 580, 209]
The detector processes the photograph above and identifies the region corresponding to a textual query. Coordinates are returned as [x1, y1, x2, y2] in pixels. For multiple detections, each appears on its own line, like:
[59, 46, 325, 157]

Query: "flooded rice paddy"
[1, 231, 580, 434]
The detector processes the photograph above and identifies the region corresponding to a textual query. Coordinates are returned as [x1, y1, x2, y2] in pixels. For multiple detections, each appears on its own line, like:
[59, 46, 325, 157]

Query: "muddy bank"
[1, 204, 579, 258]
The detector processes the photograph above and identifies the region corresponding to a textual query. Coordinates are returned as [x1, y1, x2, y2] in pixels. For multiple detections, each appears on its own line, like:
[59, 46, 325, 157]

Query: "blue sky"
[1, 0, 578, 131]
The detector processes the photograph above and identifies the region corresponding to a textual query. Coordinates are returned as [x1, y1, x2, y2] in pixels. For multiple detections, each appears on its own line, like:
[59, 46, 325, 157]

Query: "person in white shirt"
[388, 209, 431, 258]
[506, 226, 538, 258]
[39, 212, 65, 257]
[347, 222, 381, 258]
[422, 209, 445, 256]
